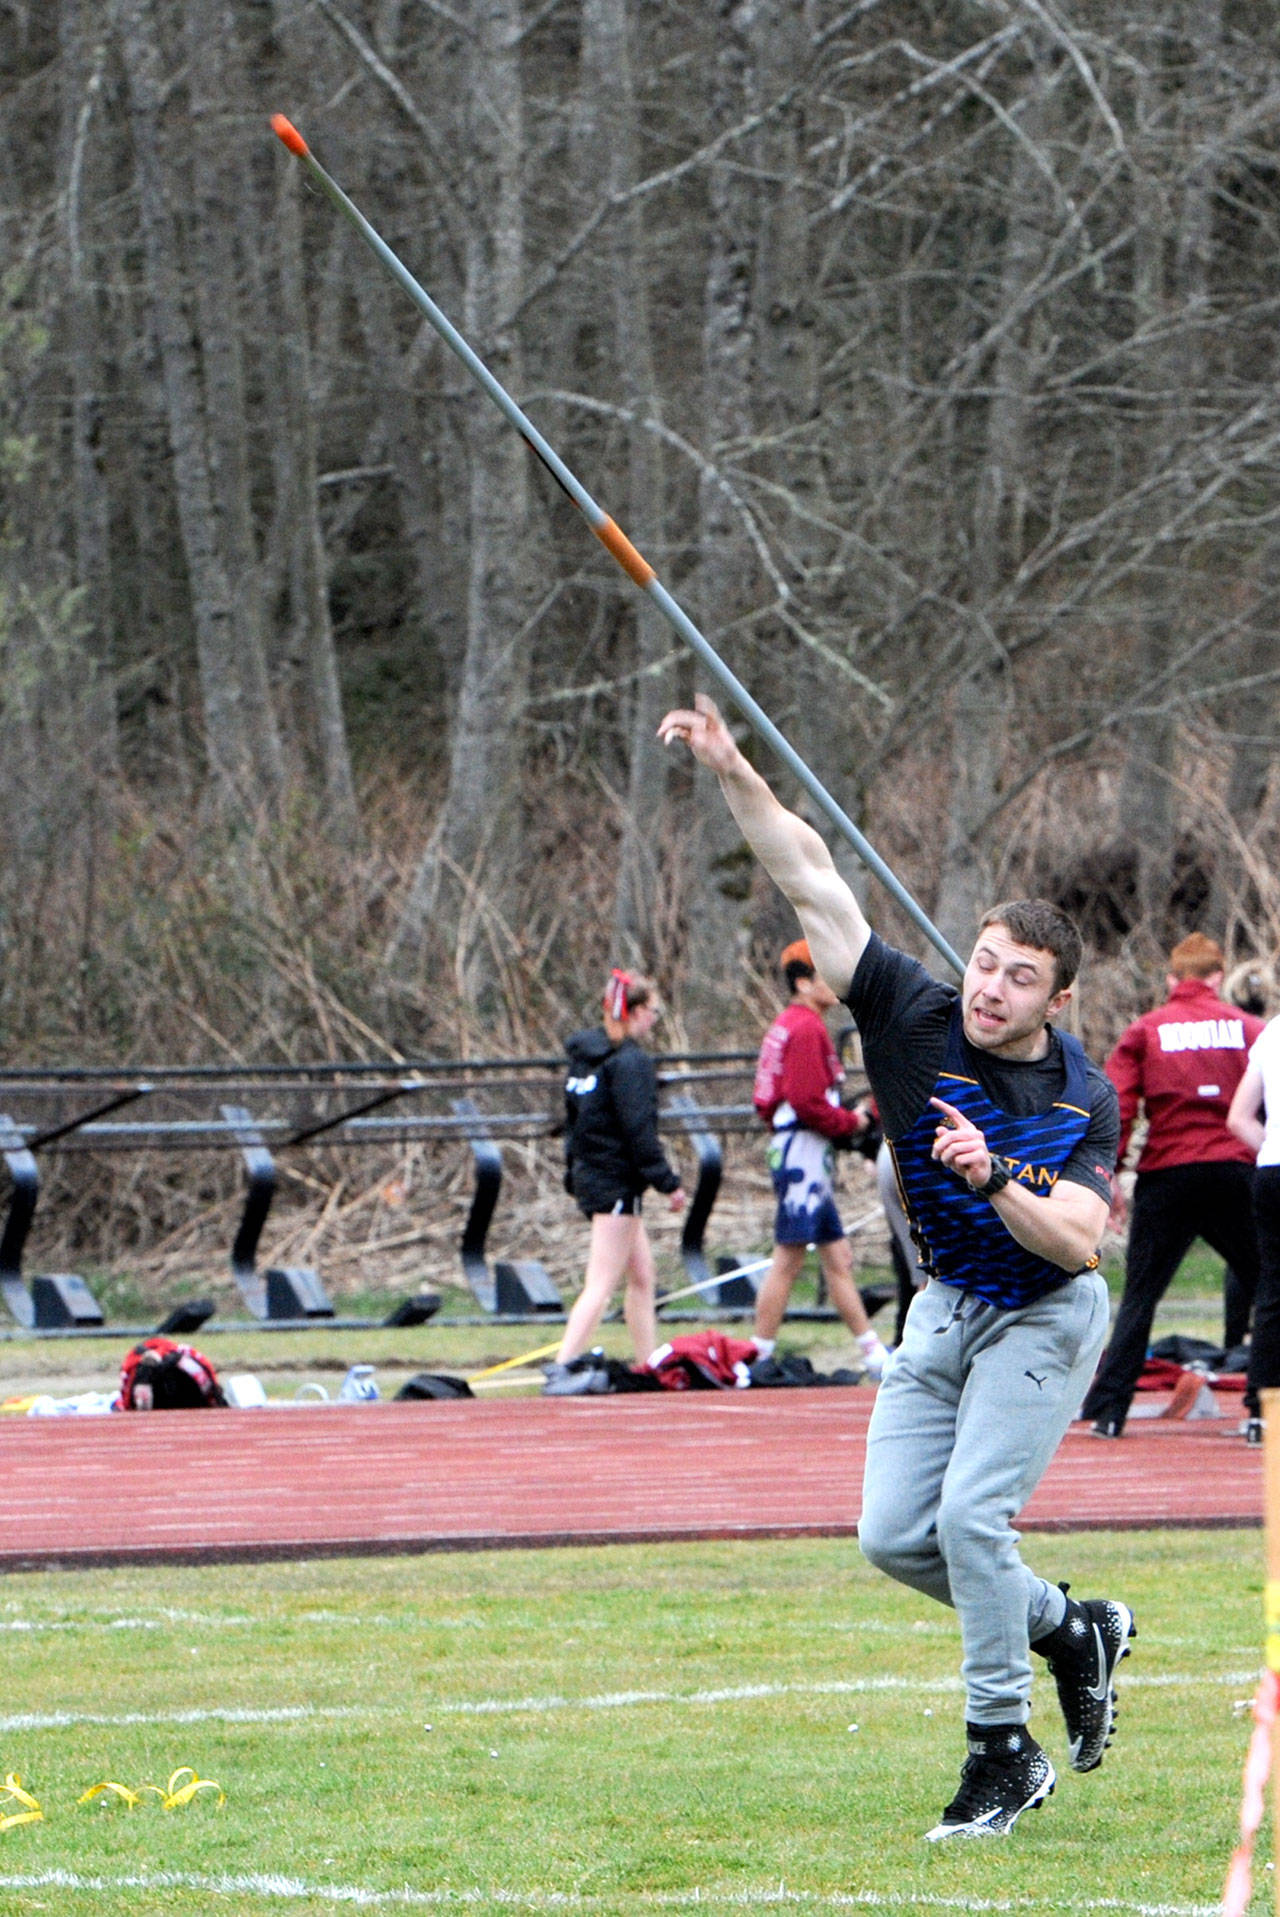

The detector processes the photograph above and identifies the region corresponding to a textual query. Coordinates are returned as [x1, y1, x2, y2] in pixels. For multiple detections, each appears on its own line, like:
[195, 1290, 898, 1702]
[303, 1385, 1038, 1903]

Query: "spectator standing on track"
[1227, 1000, 1280, 1444]
[658, 694, 1132, 1844]
[544, 971, 686, 1396]
[1221, 960, 1277, 1347]
[1080, 934, 1267, 1441]
[752, 939, 890, 1379]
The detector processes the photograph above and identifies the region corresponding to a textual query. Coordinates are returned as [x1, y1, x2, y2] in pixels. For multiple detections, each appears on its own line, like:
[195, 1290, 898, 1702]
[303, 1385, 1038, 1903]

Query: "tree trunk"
[184, 0, 285, 801]
[393, 0, 531, 1015]
[57, 3, 117, 784]
[112, 0, 277, 815]
[1119, 3, 1221, 954]
[685, 1, 760, 1001]
[274, 156, 362, 846]
[931, 46, 1048, 961]
[576, 0, 672, 968]
[751, 0, 872, 930]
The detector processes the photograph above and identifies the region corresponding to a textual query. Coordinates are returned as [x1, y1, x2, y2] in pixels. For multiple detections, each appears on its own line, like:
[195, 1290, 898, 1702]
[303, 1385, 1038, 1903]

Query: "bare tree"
[392, 0, 534, 1017]
[573, 0, 674, 965]
[113, 0, 282, 814]
[929, 39, 1057, 955]
[684, 1, 761, 997]
[273, 154, 363, 845]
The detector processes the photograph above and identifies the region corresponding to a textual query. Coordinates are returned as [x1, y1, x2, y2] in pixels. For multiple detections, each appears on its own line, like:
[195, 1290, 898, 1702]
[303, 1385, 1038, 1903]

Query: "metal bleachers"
[0, 1053, 760, 1332]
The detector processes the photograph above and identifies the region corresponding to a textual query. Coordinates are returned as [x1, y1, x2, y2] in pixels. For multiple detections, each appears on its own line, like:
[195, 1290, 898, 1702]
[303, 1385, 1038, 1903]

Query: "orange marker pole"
[269, 115, 963, 976]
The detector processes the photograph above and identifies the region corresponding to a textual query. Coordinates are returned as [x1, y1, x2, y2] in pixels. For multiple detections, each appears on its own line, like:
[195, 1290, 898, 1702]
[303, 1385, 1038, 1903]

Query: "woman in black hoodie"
[544, 971, 686, 1394]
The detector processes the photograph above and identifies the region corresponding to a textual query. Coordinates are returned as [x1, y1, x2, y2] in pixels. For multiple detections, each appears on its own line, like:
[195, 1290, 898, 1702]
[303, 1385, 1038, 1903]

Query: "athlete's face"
[796, 973, 839, 1012]
[626, 1000, 660, 1040]
[961, 924, 1071, 1060]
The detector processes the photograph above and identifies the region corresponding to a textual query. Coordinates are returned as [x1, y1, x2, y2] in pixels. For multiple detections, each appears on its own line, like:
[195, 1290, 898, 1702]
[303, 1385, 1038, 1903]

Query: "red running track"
[0, 1390, 1259, 1573]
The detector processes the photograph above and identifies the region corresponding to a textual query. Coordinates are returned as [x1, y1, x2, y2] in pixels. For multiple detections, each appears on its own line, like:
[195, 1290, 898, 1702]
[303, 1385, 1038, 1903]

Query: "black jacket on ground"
[563, 1027, 680, 1206]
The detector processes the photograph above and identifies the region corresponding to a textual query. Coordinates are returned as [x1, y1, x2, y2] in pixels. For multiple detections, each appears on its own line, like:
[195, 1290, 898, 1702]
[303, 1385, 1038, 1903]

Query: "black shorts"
[575, 1183, 643, 1221]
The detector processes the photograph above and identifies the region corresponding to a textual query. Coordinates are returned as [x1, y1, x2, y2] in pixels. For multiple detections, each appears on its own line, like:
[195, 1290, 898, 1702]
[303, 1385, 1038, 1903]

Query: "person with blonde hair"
[1081, 932, 1266, 1440]
[1224, 958, 1276, 1020]
[544, 971, 686, 1395]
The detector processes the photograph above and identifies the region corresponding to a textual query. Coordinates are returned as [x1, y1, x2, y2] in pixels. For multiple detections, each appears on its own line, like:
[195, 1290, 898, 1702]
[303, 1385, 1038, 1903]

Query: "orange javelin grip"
[594, 516, 656, 588]
[270, 114, 310, 159]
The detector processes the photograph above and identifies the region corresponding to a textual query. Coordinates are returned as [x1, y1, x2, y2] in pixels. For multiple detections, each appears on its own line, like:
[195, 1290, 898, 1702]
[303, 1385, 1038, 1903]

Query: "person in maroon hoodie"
[752, 940, 890, 1378]
[1080, 933, 1265, 1439]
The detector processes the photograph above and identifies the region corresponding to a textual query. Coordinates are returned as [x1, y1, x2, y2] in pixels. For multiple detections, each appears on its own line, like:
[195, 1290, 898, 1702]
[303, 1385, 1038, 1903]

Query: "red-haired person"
[1081, 934, 1266, 1440]
[545, 971, 686, 1396]
[753, 940, 889, 1379]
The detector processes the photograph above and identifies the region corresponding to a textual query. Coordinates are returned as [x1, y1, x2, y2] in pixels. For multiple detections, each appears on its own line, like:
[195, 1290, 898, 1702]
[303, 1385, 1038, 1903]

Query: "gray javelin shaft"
[270, 116, 964, 977]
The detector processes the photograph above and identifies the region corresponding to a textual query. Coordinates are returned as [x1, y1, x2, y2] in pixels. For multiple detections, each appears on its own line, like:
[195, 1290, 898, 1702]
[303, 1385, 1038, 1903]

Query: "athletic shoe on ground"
[924, 1725, 1055, 1841]
[1245, 1417, 1264, 1446]
[859, 1338, 890, 1382]
[1034, 1588, 1135, 1772]
[1088, 1417, 1123, 1439]
[541, 1355, 608, 1397]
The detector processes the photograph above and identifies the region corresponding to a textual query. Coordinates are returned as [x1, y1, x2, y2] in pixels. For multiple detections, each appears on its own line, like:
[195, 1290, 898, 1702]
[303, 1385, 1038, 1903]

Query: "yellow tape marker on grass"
[78, 1768, 223, 1812]
[78, 1781, 141, 1809]
[0, 1774, 42, 1830]
[156, 1767, 224, 1809]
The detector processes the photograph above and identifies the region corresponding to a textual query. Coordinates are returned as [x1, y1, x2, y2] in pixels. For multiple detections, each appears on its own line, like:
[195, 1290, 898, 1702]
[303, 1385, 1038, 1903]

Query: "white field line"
[0, 1704, 363, 1732]
[0, 1609, 1260, 1657]
[0, 1871, 1226, 1914]
[0, 1617, 160, 1632]
[426, 1670, 1258, 1716]
[0, 1669, 1259, 1735]
[0, 1609, 507, 1634]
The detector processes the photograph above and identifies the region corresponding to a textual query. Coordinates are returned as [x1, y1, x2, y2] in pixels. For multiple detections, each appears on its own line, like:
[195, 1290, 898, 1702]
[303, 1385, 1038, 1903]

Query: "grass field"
[0, 1528, 1264, 1914]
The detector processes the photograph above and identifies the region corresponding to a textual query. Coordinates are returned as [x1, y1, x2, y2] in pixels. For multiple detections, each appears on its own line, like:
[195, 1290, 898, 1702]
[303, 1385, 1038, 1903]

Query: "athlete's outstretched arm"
[658, 695, 870, 997]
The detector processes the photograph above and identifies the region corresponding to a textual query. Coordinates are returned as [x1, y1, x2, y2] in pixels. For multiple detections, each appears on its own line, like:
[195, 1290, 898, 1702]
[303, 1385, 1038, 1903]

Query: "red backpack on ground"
[643, 1331, 761, 1391]
[117, 1337, 227, 1410]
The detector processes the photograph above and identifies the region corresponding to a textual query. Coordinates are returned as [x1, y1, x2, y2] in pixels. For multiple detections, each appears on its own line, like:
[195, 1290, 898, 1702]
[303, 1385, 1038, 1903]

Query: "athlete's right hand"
[657, 695, 742, 776]
[1106, 1173, 1127, 1232]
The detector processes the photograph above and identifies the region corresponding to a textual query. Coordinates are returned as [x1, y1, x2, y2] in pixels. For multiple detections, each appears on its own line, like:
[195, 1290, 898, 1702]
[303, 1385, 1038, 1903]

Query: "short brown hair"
[1169, 933, 1225, 980]
[780, 939, 816, 992]
[977, 900, 1083, 996]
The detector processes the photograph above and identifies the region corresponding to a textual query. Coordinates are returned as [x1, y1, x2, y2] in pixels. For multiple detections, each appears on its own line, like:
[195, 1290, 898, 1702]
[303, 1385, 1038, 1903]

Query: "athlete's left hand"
[929, 1096, 993, 1190]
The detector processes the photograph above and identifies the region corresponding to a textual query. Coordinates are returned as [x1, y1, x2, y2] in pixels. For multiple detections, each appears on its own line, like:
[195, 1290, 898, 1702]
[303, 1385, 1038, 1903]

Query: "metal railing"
[0, 1052, 766, 1332]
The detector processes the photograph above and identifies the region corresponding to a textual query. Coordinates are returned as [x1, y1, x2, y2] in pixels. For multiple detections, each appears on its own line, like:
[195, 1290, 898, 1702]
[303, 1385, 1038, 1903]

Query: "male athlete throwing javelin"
[658, 695, 1134, 1841]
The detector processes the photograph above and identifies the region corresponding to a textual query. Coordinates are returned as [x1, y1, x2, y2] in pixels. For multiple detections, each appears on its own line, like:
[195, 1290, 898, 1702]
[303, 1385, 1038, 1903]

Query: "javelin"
[270, 115, 964, 977]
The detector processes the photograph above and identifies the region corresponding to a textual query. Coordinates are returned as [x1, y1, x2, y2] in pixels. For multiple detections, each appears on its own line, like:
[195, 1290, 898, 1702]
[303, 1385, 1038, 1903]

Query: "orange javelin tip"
[270, 114, 309, 158]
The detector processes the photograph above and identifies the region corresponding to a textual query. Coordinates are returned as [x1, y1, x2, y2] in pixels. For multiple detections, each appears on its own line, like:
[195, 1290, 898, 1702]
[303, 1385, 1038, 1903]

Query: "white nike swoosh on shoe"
[1087, 1623, 1111, 1702]
[925, 1808, 1005, 1841]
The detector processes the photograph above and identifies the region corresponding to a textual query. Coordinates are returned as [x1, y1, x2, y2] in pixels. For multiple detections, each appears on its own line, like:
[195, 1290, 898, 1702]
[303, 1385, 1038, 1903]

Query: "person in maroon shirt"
[752, 940, 890, 1377]
[1081, 933, 1265, 1439]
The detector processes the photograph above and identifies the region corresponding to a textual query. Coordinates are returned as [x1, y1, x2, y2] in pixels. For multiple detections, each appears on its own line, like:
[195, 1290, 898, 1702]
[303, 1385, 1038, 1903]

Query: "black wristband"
[975, 1157, 1013, 1199]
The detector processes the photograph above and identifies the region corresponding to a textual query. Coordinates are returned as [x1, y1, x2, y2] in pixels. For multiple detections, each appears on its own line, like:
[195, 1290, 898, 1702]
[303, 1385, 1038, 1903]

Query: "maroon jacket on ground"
[1105, 977, 1264, 1173]
[753, 1002, 861, 1142]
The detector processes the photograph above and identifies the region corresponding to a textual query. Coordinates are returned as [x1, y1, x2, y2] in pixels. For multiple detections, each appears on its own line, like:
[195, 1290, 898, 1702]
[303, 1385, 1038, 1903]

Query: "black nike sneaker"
[1033, 1587, 1135, 1772]
[924, 1724, 1055, 1841]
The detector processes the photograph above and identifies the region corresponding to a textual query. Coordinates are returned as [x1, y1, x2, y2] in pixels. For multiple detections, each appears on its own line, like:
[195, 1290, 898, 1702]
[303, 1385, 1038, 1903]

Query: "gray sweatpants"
[858, 1272, 1109, 1726]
